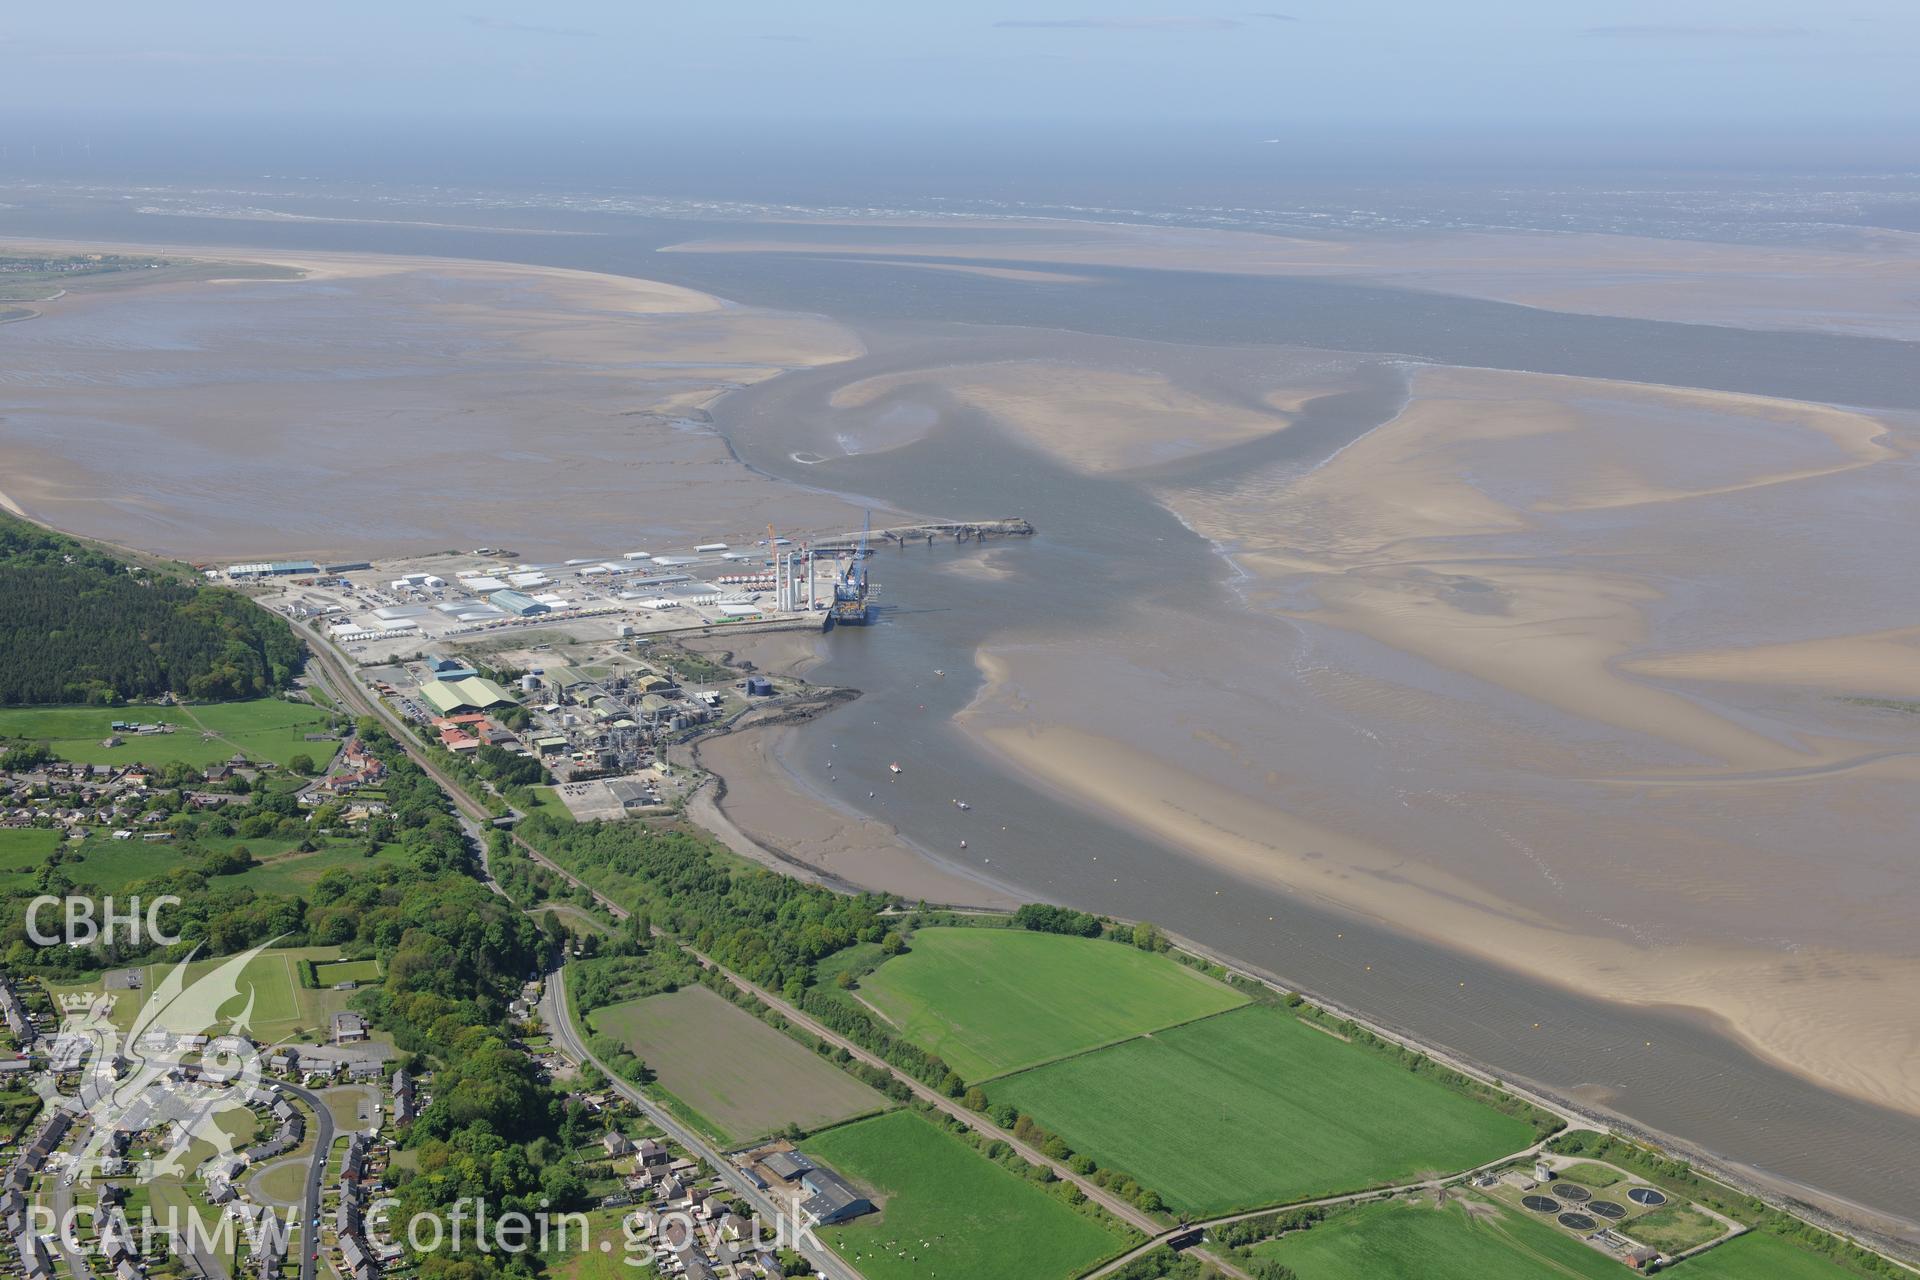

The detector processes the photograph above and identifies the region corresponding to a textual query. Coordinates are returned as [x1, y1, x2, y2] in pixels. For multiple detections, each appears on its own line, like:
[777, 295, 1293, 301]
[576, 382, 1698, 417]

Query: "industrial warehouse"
[237, 519, 1031, 663]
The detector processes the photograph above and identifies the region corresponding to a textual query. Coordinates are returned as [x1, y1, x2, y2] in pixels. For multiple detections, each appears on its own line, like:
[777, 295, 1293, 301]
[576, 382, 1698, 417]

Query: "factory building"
[227, 560, 319, 578]
[489, 589, 551, 617]
[419, 677, 516, 716]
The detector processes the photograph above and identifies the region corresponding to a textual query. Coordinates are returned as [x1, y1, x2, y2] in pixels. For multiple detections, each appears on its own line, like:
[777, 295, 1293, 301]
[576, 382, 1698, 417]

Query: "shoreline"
[13, 229, 1918, 1253]
[954, 658, 1920, 1124]
[670, 674, 1920, 1256]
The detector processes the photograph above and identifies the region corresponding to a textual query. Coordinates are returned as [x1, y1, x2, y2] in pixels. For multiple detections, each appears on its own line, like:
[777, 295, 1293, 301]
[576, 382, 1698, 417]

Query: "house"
[342, 1134, 368, 1183]
[602, 1132, 634, 1158]
[1625, 1246, 1661, 1270]
[332, 1011, 369, 1043]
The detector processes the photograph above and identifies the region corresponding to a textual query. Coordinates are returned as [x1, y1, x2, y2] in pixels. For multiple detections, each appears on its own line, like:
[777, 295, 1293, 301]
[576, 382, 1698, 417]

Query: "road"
[538, 970, 862, 1280]
[279, 1080, 336, 1280]
[297, 617, 1537, 1279]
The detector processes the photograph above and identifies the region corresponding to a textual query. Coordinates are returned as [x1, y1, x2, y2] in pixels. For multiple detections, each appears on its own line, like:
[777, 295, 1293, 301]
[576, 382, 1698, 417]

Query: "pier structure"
[809, 517, 1034, 555]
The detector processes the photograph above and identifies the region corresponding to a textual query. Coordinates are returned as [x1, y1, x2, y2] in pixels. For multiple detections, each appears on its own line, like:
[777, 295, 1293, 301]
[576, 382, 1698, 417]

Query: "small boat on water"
[889, 762, 902, 774]
[952, 799, 971, 810]
[934, 669, 946, 677]
[959, 840, 968, 849]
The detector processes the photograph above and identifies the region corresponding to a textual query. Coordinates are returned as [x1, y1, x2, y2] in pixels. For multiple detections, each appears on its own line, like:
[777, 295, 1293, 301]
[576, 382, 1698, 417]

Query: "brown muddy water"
[2, 200, 1918, 1238]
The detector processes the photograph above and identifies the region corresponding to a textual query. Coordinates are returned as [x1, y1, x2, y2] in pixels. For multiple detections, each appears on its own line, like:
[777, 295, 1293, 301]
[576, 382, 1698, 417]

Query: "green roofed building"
[420, 676, 516, 715]
[489, 588, 549, 617]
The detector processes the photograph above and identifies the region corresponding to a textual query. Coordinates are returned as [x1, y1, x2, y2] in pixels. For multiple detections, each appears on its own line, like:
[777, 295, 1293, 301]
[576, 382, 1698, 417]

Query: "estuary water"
[3, 192, 1918, 1235]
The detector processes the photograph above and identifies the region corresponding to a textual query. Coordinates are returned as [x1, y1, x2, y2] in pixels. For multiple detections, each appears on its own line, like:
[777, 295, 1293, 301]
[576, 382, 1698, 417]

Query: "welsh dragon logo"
[37, 942, 276, 1182]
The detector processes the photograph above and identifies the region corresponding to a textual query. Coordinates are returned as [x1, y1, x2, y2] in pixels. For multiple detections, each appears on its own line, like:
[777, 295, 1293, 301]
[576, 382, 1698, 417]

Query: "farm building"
[796, 1166, 873, 1225]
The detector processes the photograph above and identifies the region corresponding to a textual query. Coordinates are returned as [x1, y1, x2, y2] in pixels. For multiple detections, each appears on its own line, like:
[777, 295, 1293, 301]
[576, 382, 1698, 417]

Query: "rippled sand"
[0, 242, 871, 559]
[953, 362, 1920, 1117]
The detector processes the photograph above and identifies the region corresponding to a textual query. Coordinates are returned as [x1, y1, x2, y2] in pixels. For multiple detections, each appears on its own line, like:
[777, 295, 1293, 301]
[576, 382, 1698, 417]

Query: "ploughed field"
[856, 925, 1249, 1081]
[589, 984, 886, 1143]
[802, 1109, 1138, 1280]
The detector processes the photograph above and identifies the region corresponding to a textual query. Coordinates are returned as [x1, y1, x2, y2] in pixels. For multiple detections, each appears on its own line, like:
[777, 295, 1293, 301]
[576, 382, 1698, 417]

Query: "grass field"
[1666, 1233, 1867, 1279]
[313, 959, 382, 986]
[991, 1004, 1537, 1214]
[56, 840, 185, 893]
[803, 1110, 1136, 1280]
[0, 828, 61, 875]
[526, 786, 576, 823]
[1250, 1196, 1623, 1280]
[527, 902, 613, 936]
[858, 927, 1248, 1082]
[1628, 1204, 1728, 1253]
[319, 1085, 378, 1130]
[590, 985, 886, 1143]
[542, 1207, 657, 1280]
[45, 945, 356, 1043]
[0, 698, 333, 768]
[1557, 1161, 1626, 1188]
[229, 841, 407, 896]
[250, 1156, 310, 1205]
[47, 834, 405, 897]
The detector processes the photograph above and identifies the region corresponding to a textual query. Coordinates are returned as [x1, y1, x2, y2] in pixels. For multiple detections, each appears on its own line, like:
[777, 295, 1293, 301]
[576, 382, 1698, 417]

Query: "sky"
[5, 0, 1916, 127]
[2, 0, 1917, 183]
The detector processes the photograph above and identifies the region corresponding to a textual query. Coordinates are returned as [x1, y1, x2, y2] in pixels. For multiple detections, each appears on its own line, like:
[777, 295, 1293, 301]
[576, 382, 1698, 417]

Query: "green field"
[1557, 1161, 1626, 1188]
[858, 927, 1248, 1082]
[0, 828, 62, 875]
[55, 839, 184, 893]
[543, 1207, 656, 1280]
[312, 959, 382, 986]
[229, 841, 407, 897]
[1666, 1232, 1868, 1279]
[45, 834, 405, 897]
[803, 1110, 1136, 1280]
[1250, 1196, 1623, 1280]
[319, 1085, 377, 1129]
[992, 1004, 1536, 1214]
[1628, 1203, 1728, 1253]
[45, 945, 356, 1043]
[250, 1156, 310, 1205]
[526, 786, 576, 823]
[590, 985, 887, 1143]
[0, 698, 333, 768]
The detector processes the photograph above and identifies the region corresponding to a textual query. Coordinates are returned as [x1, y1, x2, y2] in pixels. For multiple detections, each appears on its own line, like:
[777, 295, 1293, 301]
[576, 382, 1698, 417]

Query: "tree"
[880, 930, 906, 956]
[0, 743, 55, 771]
[287, 753, 316, 776]
[0, 510, 302, 704]
[1013, 903, 1103, 937]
